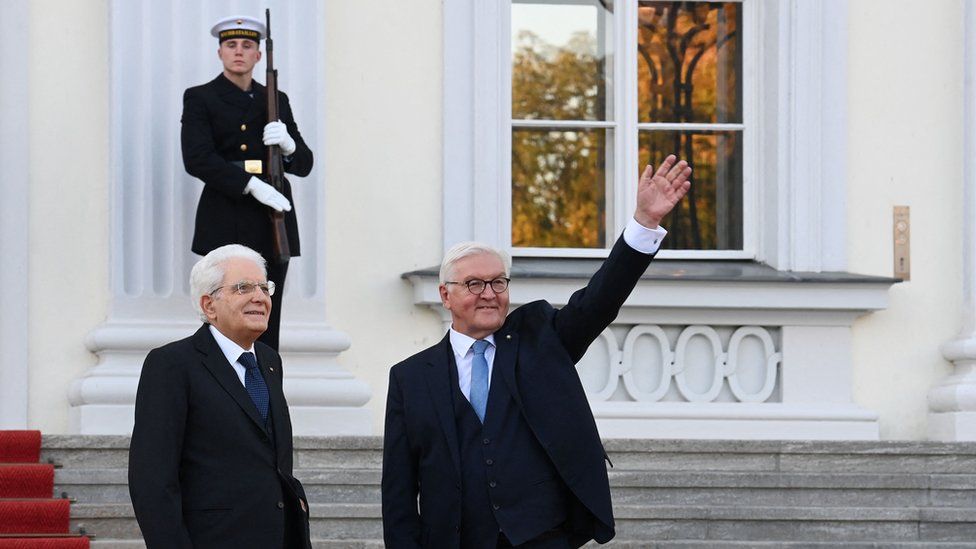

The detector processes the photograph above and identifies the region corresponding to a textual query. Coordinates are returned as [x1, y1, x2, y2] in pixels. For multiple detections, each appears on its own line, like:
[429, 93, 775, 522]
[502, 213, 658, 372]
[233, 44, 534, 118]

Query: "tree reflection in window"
[510, 1, 743, 251]
[639, 1, 743, 250]
[511, 1, 612, 249]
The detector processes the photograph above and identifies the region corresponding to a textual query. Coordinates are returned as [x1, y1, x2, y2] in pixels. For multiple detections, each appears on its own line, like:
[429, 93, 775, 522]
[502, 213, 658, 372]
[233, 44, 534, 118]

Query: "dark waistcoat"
[450, 360, 569, 547]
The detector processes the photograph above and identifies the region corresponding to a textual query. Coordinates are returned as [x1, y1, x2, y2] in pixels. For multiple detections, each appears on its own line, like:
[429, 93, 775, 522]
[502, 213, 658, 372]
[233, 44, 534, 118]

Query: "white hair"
[439, 241, 511, 284]
[190, 244, 267, 322]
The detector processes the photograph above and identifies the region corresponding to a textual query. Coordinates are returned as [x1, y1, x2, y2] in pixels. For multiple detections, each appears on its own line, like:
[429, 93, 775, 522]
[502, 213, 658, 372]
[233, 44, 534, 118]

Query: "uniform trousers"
[258, 258, 288, 351]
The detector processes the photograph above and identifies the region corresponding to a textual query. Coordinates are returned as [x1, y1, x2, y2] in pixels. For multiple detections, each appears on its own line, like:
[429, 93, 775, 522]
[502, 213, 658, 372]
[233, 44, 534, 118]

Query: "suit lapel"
[244, 81, 267, 123]
[422, 334, 461, 480]
[494, 330, 522, 410]
[213, 73, 253, 111]
[257, 344, 289, 452]
[194, 325, 267, 432]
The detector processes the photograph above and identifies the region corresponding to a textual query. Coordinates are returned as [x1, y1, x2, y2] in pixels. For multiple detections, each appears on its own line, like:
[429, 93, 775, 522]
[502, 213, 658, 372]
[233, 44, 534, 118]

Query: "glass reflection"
[512, 128, 611, 248]
[512, 1, 614, 121]
[637, 1, 741, 124]
[639, 130, 742, 250]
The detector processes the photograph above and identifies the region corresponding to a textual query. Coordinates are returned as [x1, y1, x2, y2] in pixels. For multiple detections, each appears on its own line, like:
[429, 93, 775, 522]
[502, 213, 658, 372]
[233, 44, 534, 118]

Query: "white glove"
[263, 121, 297, 156]
[244, 177, 292, 212]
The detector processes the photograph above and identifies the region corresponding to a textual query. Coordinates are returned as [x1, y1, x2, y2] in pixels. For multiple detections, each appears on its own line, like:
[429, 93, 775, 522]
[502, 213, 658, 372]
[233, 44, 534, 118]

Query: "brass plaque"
[244, 160, 263, 174]
[893, 206, 910, 281]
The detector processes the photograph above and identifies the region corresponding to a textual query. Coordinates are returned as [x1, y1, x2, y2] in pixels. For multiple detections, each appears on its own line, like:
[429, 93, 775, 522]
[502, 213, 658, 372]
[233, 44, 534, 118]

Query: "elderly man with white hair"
[382, 155, 692, 549]
[128, 244, 310, 549]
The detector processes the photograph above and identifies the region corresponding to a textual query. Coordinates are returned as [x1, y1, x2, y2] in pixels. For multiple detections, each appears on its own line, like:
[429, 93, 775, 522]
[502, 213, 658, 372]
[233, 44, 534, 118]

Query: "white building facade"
[0, 0, 972, 442]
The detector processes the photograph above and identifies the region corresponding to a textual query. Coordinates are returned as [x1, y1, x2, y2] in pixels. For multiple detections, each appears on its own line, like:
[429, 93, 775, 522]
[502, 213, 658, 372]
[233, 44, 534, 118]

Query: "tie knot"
[239, 352, 259, 371]
[472, 339, 490, 355]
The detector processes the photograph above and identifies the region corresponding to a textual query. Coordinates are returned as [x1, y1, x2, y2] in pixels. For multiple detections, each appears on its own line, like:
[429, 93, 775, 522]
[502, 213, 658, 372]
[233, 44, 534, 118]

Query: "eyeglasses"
[211, 280, 276, 297]
[444, 277, 510, 295]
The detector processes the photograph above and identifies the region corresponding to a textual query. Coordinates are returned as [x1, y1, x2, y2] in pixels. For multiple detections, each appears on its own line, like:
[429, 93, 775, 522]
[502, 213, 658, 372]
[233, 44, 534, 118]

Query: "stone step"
[70, 502, 976, 543]
[43, 436, 976, 473]
[89, 540, 976, 549]
[90, 542, 386, 549]
[90, 539, 976, 549]
[54, 467, 976, 508]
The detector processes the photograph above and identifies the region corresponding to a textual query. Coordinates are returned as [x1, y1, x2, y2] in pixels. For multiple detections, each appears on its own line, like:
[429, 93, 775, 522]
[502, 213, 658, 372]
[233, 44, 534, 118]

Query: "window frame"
[443, 0, 848, 272]
[506, 0, 758, 259]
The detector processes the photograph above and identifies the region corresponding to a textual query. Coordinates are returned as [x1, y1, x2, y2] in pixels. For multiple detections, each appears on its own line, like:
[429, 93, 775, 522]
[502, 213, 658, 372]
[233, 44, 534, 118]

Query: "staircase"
[0, 431, 90, 548]
[40, 436, 976, 548]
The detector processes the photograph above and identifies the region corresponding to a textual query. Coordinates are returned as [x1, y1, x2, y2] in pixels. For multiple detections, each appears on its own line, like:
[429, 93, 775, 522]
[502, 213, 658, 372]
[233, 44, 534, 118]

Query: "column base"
[69, 319, 371, 435]
[928, 411, 976, 441]
[592, 402, 880, 440]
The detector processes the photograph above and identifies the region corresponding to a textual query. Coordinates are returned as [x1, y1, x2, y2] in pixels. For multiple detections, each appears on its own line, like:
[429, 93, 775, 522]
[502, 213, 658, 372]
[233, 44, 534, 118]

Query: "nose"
[480, 285, 497, 299]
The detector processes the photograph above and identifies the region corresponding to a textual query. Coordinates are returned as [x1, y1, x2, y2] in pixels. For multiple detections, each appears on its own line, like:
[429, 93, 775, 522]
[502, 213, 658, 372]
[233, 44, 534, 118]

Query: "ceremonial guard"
[181, 15, 312, 350]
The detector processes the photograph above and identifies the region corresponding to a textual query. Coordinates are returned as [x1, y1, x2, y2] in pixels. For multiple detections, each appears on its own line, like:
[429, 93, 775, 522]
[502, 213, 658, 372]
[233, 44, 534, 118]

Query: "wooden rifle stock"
[265, 9, 290, 264]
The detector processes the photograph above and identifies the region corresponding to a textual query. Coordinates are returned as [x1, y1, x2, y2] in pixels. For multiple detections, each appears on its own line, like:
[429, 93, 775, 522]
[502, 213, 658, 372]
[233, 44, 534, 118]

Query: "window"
[444, 0, 847, 272]
[508, 0, 753, 257]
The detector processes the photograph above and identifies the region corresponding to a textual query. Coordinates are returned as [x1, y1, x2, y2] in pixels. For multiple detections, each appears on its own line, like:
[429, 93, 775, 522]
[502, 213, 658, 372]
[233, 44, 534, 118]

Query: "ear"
[439, 284, 452, 311]
[256, 50, 262, 62]
[200, 294, 218, 322]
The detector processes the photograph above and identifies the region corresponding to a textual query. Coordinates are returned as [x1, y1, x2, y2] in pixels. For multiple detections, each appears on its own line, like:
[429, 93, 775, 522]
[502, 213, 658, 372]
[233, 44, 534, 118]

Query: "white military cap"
[210, 15, 266, 43]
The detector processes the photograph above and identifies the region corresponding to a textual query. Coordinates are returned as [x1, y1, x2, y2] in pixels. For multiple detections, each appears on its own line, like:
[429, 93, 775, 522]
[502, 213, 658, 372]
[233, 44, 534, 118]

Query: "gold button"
[240, 144, 248, 152]
[240, 124, 247, 131]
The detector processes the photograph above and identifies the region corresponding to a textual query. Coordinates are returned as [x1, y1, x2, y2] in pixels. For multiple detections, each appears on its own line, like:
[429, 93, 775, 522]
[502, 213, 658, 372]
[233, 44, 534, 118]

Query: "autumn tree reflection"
[638, 1, 742, 250]
[512, 22, 610, 248]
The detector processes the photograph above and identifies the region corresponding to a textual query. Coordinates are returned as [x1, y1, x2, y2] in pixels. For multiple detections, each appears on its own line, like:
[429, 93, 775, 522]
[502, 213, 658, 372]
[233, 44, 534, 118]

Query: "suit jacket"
[382, 235, 654, 548]
[181, 73, 313, 258]
[128, 325, 310, 549]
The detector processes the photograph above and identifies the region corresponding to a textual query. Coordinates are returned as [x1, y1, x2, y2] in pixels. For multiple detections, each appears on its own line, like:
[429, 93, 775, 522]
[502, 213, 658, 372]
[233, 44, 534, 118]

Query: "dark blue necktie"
[239, 352, 269, 422]
[469, 340, 490, 423]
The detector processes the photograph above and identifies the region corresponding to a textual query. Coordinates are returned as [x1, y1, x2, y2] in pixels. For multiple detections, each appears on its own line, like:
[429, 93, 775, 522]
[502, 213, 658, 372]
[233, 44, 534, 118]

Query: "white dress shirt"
[449, 330, 497, 401]
[623, 216, 668, 254]
[208, 324, 256, 387]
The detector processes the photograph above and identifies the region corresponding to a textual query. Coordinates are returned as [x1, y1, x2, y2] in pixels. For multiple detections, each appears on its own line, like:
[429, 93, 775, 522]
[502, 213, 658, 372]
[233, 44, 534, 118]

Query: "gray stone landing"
[41, 436, 976, 547]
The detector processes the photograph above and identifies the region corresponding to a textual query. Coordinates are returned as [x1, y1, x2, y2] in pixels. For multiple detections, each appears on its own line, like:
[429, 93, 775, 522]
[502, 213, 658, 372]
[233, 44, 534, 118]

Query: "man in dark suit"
[129, 244, 310, 549]
[382, 155, 692, 548]
[181, 15, 314, 350]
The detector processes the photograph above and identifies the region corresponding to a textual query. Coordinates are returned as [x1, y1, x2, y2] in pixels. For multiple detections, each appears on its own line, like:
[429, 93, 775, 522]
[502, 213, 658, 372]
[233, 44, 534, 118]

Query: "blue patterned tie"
[469, 340, 490, 423]
[239, 352, 269, 422]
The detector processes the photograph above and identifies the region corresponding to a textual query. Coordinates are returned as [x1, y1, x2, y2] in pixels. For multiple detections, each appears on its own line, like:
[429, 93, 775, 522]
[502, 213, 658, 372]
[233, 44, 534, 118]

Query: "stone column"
[928, 0, 976, 441]
[0, 0, 30, 429]
[68, 0, 371, 435]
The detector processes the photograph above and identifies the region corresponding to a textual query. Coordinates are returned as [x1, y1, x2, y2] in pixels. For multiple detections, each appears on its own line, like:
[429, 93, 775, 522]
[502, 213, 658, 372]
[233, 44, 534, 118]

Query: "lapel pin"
[270, 367, 275, 372]
[506, 334, 512, 340]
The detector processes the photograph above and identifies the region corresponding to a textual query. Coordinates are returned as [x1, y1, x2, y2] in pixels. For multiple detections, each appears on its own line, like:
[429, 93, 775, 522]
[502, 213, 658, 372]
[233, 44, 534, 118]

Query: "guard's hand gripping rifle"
[265, 8, 290, 264]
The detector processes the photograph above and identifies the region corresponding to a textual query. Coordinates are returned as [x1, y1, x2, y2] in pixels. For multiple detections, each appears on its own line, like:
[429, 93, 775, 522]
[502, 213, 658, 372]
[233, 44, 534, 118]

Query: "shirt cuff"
[623, 217, 668, 255]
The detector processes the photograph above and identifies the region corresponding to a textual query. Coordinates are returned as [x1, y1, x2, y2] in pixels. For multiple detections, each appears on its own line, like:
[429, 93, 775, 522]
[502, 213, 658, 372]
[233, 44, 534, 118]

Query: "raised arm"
[554, 154, 692, 360]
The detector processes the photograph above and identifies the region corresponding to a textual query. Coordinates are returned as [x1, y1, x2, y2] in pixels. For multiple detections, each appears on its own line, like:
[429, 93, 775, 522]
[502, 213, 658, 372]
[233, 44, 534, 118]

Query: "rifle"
[265, 8, 290, 264]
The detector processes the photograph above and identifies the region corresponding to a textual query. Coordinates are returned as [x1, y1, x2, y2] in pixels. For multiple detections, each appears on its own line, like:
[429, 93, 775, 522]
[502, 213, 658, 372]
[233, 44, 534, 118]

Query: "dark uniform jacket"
[382, 235, 655, 548]
[128, 325, 311, 549]
[181, 73, 313, 258]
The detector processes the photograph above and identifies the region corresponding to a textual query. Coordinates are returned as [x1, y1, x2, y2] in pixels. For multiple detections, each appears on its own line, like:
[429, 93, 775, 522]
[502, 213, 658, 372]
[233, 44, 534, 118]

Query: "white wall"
[28, 0, 110, 431]
[324, 1, 445, 434]
[16, 0, 969, 440]
[848, 0, 963, 439]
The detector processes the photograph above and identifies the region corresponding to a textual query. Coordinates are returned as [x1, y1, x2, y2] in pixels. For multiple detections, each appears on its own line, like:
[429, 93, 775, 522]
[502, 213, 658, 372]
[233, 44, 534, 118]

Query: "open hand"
[635, 154, 692, 228]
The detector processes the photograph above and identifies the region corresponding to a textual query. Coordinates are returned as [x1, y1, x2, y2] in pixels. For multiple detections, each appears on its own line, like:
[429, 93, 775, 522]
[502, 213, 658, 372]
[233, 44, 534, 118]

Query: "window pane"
[512, 128, 611, 248]
[637, 2, 742, 123]
[639, 130, 742, 250]
[512, 1, 614, 121]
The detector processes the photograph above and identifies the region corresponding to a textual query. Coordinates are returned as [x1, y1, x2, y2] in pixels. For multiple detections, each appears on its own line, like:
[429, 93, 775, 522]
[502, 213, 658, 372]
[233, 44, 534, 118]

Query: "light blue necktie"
[469, 340, 490, 423]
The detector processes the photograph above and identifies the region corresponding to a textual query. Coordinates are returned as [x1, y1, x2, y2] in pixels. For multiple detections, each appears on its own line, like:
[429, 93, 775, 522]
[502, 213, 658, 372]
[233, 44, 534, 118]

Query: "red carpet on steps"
[0, 500, 70, 534]
[0, 430, 89, 548]
[0, 539, 89, 549]
[0, 465, 55, 498]
[0, 433, 40, 464]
